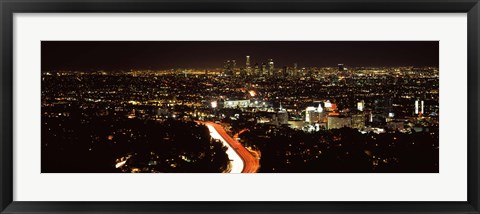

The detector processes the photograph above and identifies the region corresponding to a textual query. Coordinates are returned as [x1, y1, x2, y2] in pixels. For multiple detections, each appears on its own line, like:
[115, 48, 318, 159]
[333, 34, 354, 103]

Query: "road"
[204, 124, 244, 173]
[198, 121, 260, 173]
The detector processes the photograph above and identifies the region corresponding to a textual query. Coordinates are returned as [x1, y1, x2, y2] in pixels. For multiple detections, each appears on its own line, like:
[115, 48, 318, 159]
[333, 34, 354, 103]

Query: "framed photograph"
[1, 0, 479, 213]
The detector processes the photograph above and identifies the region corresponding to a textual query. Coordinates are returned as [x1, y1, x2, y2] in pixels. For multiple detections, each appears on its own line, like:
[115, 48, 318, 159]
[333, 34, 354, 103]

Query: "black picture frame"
[1, 0, 479, 213]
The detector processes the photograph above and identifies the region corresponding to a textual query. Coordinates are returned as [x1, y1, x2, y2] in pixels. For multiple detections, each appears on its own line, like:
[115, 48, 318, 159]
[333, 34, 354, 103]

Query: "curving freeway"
[205, 124, 244, 173]
[198, 121, 259, 173]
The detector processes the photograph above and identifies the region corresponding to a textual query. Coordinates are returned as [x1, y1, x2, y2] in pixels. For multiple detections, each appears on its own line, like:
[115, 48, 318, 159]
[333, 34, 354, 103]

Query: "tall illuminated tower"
[246, 55, 251, 75]
[294, 63, 298, 77]
[415, 100, 419, 115]
[268, 59, 274, 76]
[421, 100, 424, 115]
[223, 60, 236, 76]
[357, 100, 364, 111]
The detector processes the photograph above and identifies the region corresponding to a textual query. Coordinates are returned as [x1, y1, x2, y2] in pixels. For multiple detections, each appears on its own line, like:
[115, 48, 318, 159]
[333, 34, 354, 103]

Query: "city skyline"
[41, 41, 439, 71]
[41, 41, 439, 173]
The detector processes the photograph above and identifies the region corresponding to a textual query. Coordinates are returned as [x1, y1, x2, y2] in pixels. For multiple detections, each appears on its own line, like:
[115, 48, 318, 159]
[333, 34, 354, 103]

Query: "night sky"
[41, 41, 439, 71]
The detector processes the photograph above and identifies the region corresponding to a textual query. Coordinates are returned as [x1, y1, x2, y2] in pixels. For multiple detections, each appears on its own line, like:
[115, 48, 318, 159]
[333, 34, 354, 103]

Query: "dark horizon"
[41, 41, 439, 71]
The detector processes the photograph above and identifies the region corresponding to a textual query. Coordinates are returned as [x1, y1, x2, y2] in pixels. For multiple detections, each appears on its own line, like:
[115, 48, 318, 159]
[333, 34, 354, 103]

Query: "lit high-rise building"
[232, 60, 236, 75]
[277, 103, 288, 125]
[351, 114, 365, 130]
[305, 106, 318, 123]
[282, 66, 289, 78]
[324, 100, 332, 108]
[261, 63, 267, 76]
[268, 59, 274, 76]
[421, 100, 424, 115]
[223, 60, 236, 76]
[357, 100, 365, 111]
[245, 55, 251, 75]
[254, 63, 260, 76]
[415, 100, 419, 115]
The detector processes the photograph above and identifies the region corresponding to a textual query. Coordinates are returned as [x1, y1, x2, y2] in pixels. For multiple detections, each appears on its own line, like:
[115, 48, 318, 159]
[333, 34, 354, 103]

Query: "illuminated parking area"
[206, 124, 244, 173]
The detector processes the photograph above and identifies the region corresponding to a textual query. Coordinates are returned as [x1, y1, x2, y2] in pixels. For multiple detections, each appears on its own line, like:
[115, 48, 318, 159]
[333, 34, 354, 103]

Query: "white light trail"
[115, 160, 127, 168]
[206, 125, 244, 173]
